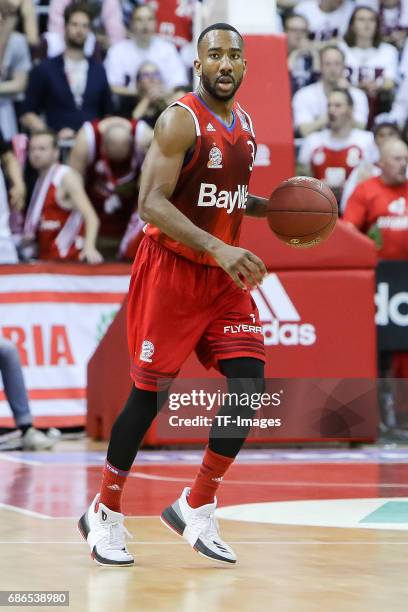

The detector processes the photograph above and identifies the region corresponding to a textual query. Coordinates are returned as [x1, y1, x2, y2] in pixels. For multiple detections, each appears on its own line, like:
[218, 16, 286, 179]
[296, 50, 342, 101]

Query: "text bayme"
[197, 183, 248, 213]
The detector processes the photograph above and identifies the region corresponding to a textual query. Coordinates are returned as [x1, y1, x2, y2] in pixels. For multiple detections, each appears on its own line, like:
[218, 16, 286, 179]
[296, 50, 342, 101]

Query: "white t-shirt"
[294, 0, 353, 41]
[341, 42, 399, 86]
[292, 81, 369, 129]
[298, 128, 377, 189]
[104, 35, 188, 90]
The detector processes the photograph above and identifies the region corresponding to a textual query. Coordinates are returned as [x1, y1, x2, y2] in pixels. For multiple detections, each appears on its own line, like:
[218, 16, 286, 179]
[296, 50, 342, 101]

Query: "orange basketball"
[267, 176, 338, 248]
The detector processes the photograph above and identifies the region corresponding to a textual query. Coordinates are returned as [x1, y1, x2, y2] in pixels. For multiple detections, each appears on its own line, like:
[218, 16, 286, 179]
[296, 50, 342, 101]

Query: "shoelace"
[107, 522, 133, 551]
[189, 512, 220, 541]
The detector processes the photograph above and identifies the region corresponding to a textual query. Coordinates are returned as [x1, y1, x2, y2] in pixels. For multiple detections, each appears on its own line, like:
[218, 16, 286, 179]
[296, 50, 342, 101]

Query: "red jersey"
[32, 164, 84, 260]
[145, 92, 257, 266]
[344, 175, 408, 259]
[83, 119, 146, 238]
[147, 0, 193, 48]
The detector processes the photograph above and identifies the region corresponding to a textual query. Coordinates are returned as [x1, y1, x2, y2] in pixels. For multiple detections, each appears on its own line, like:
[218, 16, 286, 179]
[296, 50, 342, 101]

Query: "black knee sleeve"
[209, 357, 265, 458]
[107, 386, 166, 471]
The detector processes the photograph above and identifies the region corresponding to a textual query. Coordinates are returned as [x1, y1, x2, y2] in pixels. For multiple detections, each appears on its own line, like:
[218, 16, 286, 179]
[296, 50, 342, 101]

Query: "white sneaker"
[78, 494, 134, 566]
[161, 487, 236, 564]
[0, 429, 23, 451]
[22, 427, 57, 451]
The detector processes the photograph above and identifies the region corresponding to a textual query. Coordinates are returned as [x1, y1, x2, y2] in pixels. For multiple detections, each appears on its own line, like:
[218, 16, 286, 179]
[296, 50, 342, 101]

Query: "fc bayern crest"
[140, 340, 154, 363]
[207, 145, 223, 169]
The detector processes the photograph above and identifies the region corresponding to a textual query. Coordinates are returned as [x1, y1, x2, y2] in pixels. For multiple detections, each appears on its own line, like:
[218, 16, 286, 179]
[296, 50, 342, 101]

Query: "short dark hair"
[373, 121, 400, 137]
[319, 44, 345, 62]
[197, 23, 243, 49]
[344, 7, 381, 48]
[329, 87, 354, 107]
[64, 1, 92, 26]
[30, 129, 59, 148]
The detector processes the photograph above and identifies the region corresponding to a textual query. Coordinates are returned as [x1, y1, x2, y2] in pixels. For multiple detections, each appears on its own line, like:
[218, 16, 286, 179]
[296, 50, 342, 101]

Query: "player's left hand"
[79, 246, 104, 264]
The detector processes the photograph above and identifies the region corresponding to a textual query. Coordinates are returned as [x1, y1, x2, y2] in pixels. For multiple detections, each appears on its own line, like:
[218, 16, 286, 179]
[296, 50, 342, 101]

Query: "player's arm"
[139, 106, 266, 289]
[68, 127, 90, 179]
[62, 169, 103, 264]
[245, 195, 268, 217]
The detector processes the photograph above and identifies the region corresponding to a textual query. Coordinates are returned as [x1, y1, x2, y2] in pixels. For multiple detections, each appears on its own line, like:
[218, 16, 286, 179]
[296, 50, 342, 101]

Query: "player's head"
[130, 4, 156, 43]
[319, 45, 345, 86]
[195, 23, 246, 101]
[373, 121, 401, 147]
[64, 2, 91, 50]
[379, 139, 408, 185]
[29, 130, 59, 170]
[101, 122, 133, 162]
[327, 88, 353, 130]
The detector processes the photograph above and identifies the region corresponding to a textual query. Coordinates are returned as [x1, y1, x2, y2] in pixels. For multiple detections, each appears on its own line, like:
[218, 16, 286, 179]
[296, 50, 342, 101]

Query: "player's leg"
[78, 237, 211, 566]
[161, 357, 264, 564]
[78, 386, 167, 566]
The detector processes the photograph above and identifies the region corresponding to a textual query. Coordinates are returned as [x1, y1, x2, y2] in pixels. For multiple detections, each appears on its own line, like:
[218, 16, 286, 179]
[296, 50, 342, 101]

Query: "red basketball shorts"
[127, 237, 265, 391]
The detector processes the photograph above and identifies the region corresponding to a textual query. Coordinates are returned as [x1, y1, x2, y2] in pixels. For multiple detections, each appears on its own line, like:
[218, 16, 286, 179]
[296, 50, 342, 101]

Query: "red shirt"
[147, 0, 193, 48]
[145, 92, 257, 267]
[344, 175, 408, 259]
[84, 119, 143, 238]
[38, 165, 84, 260]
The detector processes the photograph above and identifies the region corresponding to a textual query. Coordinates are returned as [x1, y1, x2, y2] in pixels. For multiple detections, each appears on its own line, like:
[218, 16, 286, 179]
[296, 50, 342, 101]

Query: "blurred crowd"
[0, 0, 407, 266]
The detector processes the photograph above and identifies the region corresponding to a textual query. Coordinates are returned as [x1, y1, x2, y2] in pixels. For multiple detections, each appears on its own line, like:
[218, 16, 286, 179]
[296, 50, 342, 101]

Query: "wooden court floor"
[1, 441, 408, 612]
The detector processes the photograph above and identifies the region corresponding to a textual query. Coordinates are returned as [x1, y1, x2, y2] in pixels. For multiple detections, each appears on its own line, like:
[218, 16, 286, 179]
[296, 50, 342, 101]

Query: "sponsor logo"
[388, 197, 406, 215]
[376, 282, 408, 326]
[197, 183, 248, 213]
[206, 122, 216, 132]
[107, 484, 122, 491]
[251, 274, 317, 346]
[207, 145, 223, 168]
[140, 340, 154, 363]
[224, 324, 263, 334]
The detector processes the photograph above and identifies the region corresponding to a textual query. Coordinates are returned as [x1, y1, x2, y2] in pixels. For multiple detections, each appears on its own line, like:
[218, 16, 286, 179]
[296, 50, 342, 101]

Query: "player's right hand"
[211, 243, 267, 290]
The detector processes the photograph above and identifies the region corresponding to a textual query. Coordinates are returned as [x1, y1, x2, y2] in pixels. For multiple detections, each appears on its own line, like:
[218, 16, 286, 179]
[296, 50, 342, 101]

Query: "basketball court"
[1, 440, 407, 611]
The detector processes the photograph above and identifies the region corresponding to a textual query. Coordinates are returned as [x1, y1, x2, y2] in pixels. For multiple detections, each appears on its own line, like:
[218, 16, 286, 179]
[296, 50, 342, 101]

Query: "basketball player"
[23, 130, 102, 262]
[69, 115, 152, 235]
[79, 23, 269, 566]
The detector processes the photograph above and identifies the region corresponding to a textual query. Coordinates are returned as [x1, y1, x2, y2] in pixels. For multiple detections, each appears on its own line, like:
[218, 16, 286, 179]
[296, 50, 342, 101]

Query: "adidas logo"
[206, 122, 216, 132]
[211, 476, 223, 483]
[107, 484, 121, 491]
[251, 274, 316, 346]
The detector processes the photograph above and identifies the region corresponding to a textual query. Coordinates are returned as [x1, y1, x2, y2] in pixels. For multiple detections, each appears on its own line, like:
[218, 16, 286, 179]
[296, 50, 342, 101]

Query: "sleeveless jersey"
[36, 164, 84, 260]
[83, 119, 145, 238]
[145, 92, 257, 266]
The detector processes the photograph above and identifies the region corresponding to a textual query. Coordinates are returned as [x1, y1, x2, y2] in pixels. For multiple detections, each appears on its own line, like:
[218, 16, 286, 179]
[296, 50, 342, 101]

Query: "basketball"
[267, 177, 338, 248]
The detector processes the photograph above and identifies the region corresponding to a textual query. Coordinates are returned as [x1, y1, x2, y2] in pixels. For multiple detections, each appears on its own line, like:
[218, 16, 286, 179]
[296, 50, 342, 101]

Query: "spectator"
[68, 116, 152, 254]
[21, 2, 113, 139]
[46, 0, 125, 56]
[381, 69, 408, 130]
[341, 120, 401, 212]
[0, 0, 39, 48]
[294, 0, 354, 42]
[131, 61, 172, 126]
[341, 7, 398, 122]
[0, 129, 25, 263]
[0, 337, 60, 450]
[105, 4, 188, 99]
[380, 0, 408, 51]
[0, 3, 31, 139]
[121, 0, 194, 49]
[344, 138, 408, 440]
[22, 129, 103, 262]
[292, 45, 369, 136]
[298, 88, 376, 201]
[285, 13, 319, 94]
